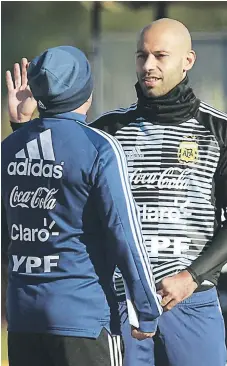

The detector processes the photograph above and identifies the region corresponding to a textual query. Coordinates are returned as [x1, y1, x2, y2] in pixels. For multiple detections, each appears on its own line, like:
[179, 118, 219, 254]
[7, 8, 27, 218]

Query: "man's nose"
[143, 54, 157, 73]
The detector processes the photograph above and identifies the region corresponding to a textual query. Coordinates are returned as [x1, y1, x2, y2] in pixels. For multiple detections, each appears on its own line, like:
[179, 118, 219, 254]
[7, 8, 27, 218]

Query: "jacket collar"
[135, 76, 200, 124]
[46, 111, 87, 124]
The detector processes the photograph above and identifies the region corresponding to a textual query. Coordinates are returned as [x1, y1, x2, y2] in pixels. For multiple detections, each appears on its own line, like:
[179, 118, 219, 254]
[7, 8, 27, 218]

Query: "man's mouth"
[143, 77, 161, 87]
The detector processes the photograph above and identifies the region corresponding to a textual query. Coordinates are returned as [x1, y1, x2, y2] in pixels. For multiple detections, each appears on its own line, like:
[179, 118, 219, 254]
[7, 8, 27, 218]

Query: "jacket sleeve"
[187, 143, 227, 285]
[10, 122, 24, 131]
[92, 132, 162, 332]
[11, 121, 32, 132]
[1, 199, 10, 265]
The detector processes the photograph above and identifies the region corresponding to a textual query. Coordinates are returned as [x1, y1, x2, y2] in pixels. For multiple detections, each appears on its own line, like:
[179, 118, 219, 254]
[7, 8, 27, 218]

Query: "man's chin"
[143, 87, 161, 98]
[138, 80, 162, 98]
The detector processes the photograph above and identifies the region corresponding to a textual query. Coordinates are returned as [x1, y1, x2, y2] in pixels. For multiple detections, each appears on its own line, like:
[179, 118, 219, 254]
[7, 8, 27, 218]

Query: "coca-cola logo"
[9, 186, 58, 210]
[129, 167, 192, 190]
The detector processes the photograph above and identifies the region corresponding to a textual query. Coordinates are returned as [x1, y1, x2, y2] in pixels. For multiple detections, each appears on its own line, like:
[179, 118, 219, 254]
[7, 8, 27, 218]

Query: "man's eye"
[137, 54, 146, 59]
[156, 54, 167, 58]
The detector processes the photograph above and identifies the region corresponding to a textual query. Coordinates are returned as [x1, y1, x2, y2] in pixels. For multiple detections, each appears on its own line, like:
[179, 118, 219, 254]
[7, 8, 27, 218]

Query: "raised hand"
[6, 58, 37, 123]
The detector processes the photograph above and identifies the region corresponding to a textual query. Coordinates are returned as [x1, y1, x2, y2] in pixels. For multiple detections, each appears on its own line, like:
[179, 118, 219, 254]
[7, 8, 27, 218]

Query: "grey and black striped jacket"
[91, 82, 227, 295]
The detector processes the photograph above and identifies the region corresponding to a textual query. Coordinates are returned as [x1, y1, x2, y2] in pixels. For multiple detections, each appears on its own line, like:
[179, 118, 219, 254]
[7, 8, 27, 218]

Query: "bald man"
[136, 19, 194, 98]
[92, 18, 227, 366]
[7, 18, 227, 366]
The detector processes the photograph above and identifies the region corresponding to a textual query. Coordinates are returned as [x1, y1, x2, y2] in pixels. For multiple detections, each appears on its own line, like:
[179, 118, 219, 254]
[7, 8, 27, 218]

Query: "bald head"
[139, 18, 192, 52]
[136, 18, 196, 97]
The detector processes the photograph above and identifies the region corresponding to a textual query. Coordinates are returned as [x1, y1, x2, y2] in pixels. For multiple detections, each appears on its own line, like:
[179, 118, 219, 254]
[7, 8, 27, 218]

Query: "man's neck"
[72, 106, 87, 116]
[135, 75, 200, 124]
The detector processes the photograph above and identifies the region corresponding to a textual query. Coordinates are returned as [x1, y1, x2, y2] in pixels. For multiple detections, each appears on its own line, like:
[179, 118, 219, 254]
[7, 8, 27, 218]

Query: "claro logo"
[7, 129, 64, 179]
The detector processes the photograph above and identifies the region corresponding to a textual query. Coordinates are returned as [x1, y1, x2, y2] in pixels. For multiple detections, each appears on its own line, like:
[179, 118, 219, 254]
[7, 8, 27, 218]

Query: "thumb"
[157, 289, 164, 297]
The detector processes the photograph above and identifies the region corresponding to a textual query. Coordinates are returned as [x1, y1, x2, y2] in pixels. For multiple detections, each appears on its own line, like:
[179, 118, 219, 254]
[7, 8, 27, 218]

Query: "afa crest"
[178, 136, 198, 163]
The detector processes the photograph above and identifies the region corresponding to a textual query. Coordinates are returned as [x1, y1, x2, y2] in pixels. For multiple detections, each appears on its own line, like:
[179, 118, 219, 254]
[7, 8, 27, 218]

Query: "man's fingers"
[163, 299, 178, 312]
[6, 70, 14, 92]
[131, 328, 155, 340]
[161, 294, 173, 307]
[21, 58, 28, 88]
[14, 63, 22, 89]
[131, 330, 147, 340]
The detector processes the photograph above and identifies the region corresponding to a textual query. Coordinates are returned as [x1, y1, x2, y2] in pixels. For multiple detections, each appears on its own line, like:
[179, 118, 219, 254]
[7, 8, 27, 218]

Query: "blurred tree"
[2, 1, 227, 138]
[121, 1, 168, 19]
[1, 1, 90, 138]
[2, 1, 90, 96]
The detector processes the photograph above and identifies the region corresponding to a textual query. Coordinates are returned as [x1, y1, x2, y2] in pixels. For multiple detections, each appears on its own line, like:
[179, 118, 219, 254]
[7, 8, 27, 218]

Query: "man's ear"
[184, 50, 196, 72]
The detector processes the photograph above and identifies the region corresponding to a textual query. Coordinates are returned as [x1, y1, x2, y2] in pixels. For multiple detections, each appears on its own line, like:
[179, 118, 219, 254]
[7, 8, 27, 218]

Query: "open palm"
[6, 58, 37, 123]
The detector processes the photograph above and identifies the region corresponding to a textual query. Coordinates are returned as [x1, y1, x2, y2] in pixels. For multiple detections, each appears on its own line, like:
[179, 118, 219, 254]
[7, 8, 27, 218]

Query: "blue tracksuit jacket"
[1, 111, 162, 337]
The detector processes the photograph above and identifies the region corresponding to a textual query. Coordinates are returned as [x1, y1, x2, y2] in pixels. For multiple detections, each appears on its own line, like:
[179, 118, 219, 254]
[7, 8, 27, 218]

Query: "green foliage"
[2, 2, 90, 97]
[2, 1, 227, 138]
[1, 1, 91, 139]
[168, 2, 227, 31]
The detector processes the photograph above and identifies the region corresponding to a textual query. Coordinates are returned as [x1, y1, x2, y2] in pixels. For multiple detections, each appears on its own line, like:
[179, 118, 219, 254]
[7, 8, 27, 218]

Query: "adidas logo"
[7, 129, 64, 179]
[38, 100, 46, 110]
[125, 146, 144, 160]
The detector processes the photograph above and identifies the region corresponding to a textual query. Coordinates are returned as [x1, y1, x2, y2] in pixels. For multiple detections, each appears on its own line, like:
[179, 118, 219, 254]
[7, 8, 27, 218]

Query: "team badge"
[178, 136, 198, 163]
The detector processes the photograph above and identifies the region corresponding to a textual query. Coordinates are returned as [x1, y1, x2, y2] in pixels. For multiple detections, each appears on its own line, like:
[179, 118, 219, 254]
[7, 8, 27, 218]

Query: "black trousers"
[8, 329, 121, 366]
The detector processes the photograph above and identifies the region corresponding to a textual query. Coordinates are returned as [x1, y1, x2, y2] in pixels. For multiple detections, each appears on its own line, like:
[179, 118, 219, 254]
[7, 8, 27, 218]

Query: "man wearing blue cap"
[2, 46, 162, 366]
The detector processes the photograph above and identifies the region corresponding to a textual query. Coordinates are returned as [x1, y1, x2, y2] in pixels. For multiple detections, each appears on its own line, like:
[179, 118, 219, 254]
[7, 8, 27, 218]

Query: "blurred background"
[1, 1, 227, 364]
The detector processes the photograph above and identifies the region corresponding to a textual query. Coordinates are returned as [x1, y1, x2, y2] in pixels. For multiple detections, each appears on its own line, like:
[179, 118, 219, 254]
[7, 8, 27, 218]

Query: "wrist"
[10, 119, 30, 123]
[185, 268, 200, 286]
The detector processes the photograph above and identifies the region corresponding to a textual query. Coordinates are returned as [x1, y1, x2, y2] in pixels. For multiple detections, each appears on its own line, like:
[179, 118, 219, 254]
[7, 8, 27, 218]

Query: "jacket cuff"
[139, 318, 158, 333]
[10, 121, 27, 131]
